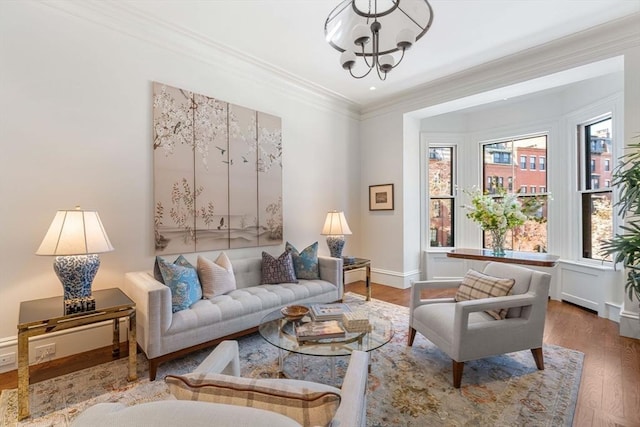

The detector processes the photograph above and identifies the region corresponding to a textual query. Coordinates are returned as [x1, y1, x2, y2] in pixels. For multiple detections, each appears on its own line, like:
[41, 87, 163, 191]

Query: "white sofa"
[72, 340, 368, 427]
[124, 256, 343, 380]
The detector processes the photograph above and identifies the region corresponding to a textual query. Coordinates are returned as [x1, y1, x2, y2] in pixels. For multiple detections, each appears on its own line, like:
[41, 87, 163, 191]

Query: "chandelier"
[324, 0, 434, 80]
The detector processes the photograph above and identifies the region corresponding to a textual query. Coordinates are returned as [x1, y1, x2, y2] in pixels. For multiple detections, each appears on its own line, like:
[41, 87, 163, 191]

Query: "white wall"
[420, 74, 625, 317]
[0, 2, 360, 370]
[359, 13, 640, 334]
[620, 45, 640, 339]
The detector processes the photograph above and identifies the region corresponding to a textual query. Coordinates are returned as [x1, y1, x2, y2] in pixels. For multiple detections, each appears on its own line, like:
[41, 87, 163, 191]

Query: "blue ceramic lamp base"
[54, 254, 100, 314]
[326, 235, 346, 259]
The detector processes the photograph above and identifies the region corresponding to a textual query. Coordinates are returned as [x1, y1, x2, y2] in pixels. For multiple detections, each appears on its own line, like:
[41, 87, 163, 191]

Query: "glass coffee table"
[258, 304, 393, 381]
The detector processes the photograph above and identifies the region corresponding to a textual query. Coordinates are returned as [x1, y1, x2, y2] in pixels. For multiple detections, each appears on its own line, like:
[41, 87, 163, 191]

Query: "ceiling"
[124, 1, 639, 108]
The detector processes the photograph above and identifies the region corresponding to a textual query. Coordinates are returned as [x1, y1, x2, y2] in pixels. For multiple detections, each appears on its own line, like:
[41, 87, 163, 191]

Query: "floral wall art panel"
[153, 82, 283, 254]
[153, 83, 197, 254]
[193, 93, 230, 252]
[228, 104, 259, 249]
[257, 112, 283, 245]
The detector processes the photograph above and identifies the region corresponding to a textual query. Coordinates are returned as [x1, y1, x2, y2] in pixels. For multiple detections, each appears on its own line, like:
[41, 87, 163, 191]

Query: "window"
[428, 146, 455, 247]
[483, 135, 548, 253]
[579, 116, 613, 260]
[604, 159, 610, 172]
[493, 152, 511, 164]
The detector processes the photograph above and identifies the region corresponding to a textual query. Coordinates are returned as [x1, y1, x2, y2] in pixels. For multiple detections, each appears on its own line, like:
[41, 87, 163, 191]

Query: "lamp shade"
[321, 211, 352, 236]
[36, 208, 114, 256]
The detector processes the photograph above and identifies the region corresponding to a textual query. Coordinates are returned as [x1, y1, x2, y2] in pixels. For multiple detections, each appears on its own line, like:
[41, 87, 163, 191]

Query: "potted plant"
[601, 138, 640, 302]
[463, 187, 544, 256]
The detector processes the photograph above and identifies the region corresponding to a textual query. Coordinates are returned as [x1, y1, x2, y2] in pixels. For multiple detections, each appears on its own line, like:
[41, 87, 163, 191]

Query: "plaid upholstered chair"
[408, 262, 551, 388]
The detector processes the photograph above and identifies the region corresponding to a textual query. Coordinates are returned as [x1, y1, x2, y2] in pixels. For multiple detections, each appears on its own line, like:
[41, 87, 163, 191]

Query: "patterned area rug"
[0, 293, 583, 426]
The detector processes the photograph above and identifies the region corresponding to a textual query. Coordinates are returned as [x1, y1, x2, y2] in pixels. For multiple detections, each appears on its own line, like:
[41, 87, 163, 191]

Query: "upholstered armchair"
[408, 262, 551, 388]
[72, 340, 369, 427]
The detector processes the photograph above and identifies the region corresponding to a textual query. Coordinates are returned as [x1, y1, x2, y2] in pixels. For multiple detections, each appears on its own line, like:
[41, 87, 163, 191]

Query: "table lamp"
[36, 207, 114, 314]
[321, 210, 352, 259]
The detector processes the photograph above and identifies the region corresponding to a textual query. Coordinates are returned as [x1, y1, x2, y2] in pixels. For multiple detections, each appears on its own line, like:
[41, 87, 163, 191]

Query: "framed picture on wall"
[369, 184, 394, 211]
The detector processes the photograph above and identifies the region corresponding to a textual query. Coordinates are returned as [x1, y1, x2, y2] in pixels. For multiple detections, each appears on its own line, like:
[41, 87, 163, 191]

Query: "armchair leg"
[452, 360, 464, 388]
[408, 328, 416, 346]
[531, 347, 544, 370]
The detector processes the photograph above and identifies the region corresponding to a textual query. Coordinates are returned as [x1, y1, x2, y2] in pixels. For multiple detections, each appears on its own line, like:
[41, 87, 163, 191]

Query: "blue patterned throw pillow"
[156, 256, 203, 312]
[285, 241, 320, 280]
[261, 251, 298, 284]
[153, 255, 193, 284]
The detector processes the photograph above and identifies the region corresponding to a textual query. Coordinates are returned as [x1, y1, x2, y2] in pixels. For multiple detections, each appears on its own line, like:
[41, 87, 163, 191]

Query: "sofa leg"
[452, 360, 464, 388]
[531, 347, 544, 370]
[149, 359, 159, 381]
[407, 328, 416, 346]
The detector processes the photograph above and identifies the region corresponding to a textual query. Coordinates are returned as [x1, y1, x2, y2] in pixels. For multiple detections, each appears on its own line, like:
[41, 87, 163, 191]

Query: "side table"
[343, 257, 371, 301]
[17, 288, 137, 420]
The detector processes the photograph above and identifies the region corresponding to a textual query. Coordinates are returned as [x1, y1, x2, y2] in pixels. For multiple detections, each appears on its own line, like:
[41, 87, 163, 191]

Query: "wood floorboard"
[0, 280, 638, 427]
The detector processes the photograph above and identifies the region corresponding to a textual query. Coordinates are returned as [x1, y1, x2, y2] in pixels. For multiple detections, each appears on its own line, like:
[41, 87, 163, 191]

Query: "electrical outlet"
[35, 343, 56, 360]
[0, 352, 15, 366]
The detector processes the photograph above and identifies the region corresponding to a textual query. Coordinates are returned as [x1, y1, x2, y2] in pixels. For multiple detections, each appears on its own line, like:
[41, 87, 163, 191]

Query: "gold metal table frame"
[343, 257, 371, 301]
[17, 288, 137, 420]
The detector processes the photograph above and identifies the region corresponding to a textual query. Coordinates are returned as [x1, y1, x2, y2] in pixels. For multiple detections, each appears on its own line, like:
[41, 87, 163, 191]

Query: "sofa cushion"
[455, 269, 516, 320]
[157, 256, 203, 312]
[154, 255, 193, 284]
[285, 242, 320, 280]
[166, 373, 340, 427]
[197, 253, 236, 298]
[262, 251, 298, 284]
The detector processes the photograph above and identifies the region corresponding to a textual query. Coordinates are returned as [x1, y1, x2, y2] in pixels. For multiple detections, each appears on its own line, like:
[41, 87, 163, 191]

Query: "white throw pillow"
[197, 253, 237, 299]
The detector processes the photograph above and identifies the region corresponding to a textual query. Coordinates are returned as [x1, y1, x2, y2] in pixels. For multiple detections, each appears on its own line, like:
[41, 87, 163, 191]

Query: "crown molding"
[40, 1, 362, 120]
[361, 12, 640, 120]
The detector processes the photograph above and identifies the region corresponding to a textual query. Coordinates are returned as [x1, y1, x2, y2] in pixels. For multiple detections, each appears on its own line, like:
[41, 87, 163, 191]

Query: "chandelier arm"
[349, 67, 374, 79]
[361, 44, 374, 69]
[374, 66, 388, 81]
[391, 48, 407, 69]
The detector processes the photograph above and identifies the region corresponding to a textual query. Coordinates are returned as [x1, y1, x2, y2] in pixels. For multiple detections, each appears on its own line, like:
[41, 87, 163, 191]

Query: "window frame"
[425, 143, 457, 249]
[578, 115, 614, 261]
[481, 134, 549, 253]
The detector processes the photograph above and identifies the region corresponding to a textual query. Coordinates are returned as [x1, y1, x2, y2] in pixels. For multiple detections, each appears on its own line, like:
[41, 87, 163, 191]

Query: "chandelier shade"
[325, 0, 434, 80]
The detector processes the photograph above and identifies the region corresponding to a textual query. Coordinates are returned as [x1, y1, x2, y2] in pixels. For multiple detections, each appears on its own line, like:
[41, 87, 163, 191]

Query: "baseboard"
[619, 309, 640, 339]
[0, 319, 128, 374]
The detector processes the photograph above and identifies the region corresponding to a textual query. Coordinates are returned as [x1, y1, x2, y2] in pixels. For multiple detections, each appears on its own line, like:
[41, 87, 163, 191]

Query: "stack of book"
[309, 303, 352, 321]
[341, 311, 369, 332]
[296, 320, 346, 341]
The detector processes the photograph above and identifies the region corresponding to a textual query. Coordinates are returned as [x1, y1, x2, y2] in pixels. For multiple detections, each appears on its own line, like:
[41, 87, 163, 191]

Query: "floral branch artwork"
[169, 178, 203, 244]
[265, 196, 283, 240]
[153, 86, 193, 154]
[153, 82, 283, 254]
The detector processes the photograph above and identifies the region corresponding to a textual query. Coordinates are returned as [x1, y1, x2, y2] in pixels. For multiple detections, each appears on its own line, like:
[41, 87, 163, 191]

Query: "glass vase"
[489, 229, 507, 256]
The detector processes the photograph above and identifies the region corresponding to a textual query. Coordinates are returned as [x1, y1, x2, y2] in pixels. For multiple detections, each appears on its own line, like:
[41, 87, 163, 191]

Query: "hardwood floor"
[347, 281, 640, 427]
[1, 281, 638, 426]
